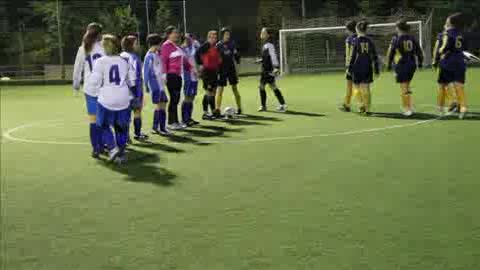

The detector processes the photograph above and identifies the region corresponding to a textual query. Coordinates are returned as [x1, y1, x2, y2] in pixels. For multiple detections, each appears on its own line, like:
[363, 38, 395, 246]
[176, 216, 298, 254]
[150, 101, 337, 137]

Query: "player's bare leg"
[437, 83, 448, 114]
[216, 86, 224, 115]
[341, 80, 353, 112]
[400, 82, 413, 116]
[258, 83, 267, 112]
[359, 83, 371, 114]
[231, 84, 242, 114]
[454, 82, 467, 119]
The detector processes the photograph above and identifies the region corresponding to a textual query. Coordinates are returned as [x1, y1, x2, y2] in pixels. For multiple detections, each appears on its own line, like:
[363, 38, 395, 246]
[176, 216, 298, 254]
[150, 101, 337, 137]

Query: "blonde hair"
[102, 34, 121, 56]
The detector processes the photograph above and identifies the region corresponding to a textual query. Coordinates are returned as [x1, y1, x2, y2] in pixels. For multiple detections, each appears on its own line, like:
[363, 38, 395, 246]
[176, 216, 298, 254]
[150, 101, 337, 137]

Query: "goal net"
[279, 20, 430, 74]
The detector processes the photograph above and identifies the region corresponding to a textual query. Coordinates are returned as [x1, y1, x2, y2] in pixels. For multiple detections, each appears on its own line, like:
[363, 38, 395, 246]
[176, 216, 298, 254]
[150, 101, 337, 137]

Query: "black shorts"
[438, 67, 466, 84]
[218, 70, 239, 87]
[260, 72, 275, 85]
[202, 69, 218, 91]
[395, 65, 416, 83]
[352, 70, 373, 84]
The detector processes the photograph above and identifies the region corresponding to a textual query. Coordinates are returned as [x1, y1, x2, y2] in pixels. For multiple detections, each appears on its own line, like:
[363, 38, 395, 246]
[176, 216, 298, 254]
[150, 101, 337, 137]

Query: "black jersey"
[261, 42, 279, 73]
[217, 40, 240, 71]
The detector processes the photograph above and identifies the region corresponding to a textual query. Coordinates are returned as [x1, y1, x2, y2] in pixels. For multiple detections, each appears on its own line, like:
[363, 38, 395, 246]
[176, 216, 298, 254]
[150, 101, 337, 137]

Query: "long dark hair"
[396, 19, 411, 32]
[83, 22, 103, 53]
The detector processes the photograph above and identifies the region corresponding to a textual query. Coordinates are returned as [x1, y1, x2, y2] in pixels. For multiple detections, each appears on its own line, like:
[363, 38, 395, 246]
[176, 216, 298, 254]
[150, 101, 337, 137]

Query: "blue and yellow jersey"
[348, 35, 380, 74]
[439, 28, 466, 68]
[386, 34, 423, 69]
[345, 33, 357, 67]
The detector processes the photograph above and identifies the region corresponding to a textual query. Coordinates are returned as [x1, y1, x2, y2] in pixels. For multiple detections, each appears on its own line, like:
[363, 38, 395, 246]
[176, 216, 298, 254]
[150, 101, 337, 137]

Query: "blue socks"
[158, 109, 167, 131]
[133, 117, 142, 136]
[89, 123, 100, 153]
[102, 127, 115, 151]
[153, 110, 160, 131]
[182, 101, 193, 123]
[114, 125, 128, 151]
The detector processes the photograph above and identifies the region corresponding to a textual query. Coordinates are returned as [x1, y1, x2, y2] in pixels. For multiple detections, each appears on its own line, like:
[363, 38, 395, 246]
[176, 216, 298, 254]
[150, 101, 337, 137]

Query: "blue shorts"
[395, 64, 416, 83]
[96, 103, 131, 128]
[151, 90, 169, 104]
[438, 66, 466, 84]
[85, 94, 98, 115]
[184, 79, 198, 97]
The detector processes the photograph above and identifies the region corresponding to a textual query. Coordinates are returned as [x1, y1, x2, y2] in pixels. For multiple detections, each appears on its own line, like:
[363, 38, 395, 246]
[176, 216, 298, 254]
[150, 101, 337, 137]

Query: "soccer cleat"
[359, 106, 366, 114]
[339, 104, 352, 112]
[91, 151, 101, 159]
[202, 113, 214, 120]
[237, 108, 243, 115]
[168, 123, 184, 130]
[187, 119, 200, 127]
[134, 133, 149, 142]
[258, 106, 267, 112]
[402, 110, 413, 117]
[459, 111, 466, 120]
[212, 110, 224, 119]
[159, 129, 173, 137]
[449, 102, 459, 113]
[113, 155, 127, 165]
[108, 147, 120, 162]
[277, 104, 288, 113]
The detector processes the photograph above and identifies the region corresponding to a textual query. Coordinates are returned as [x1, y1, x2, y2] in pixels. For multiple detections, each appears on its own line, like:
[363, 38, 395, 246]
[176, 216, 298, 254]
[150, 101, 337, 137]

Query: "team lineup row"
[73, 12, 469, 163]
[341, 13, 469, 118]
[73, 24, 286, 163]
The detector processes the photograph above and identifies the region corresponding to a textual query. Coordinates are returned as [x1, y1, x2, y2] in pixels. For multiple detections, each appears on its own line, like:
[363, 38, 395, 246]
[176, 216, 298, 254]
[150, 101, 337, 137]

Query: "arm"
[438, 32, 453, 56]
[142, 54, 151, 92]
[267, 43, 279, 68]
[414, 38, 424, 68]
[370, 40, 380, 75]
[72, 47, 85, 90]
[84, 59, 103, 94]
[348, 41, 357, 73]
[233, 42, 241, 64]
[432, 36, 442, 68]
[160, 43, 170, 77]
[345, 38, 351, 68]
[386, 37, 396, 70]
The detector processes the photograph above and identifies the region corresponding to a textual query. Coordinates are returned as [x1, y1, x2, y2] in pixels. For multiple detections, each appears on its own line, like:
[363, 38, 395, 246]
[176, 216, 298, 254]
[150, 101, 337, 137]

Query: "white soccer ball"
[224, 107, 236, 118]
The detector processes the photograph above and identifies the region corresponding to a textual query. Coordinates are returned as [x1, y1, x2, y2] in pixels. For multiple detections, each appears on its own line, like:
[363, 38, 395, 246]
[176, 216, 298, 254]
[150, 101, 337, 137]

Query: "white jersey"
[72, 42, 105, 97]
[86, 55, 136, 111]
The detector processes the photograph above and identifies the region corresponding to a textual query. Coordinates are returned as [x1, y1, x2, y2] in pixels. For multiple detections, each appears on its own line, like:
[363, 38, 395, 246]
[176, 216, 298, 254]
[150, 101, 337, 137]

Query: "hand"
[161, 74, 167, 83]
[73, 81, 81, 91]
[272, 68, 280, 76]
[131, 97, 142, 110]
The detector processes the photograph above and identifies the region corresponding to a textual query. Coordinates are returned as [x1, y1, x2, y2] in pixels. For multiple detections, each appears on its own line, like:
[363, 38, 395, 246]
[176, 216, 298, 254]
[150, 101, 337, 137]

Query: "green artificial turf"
[1, 69, 480, 270]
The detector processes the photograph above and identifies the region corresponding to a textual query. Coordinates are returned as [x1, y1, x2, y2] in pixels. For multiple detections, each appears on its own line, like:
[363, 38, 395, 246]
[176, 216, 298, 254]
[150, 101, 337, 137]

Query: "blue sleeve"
[143, 54, 152, 90]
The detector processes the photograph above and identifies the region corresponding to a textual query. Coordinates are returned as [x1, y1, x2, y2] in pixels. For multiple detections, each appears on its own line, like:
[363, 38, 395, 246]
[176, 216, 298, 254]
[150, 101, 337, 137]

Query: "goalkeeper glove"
[272, 68, 280, 76]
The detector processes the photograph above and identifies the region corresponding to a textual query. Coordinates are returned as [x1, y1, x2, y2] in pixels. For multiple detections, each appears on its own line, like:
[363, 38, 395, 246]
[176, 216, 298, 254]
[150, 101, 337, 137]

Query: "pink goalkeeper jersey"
[160, 40, 191, 76]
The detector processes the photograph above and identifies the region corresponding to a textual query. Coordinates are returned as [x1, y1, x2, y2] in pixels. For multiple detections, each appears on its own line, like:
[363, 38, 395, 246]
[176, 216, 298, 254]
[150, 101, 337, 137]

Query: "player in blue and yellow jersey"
[341, 20, 359, 112]
[436, 13, 467, 118]
[216, 27, 243, 115]
[121, 35, 149, 141]
[386, 19, 424, 117]
[143, 34, 170, 136]
[348, 21, 380, 115]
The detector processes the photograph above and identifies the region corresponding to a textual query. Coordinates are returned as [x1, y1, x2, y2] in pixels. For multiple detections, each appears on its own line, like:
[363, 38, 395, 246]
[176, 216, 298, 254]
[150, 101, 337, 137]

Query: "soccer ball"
[224, 107, 236, 118]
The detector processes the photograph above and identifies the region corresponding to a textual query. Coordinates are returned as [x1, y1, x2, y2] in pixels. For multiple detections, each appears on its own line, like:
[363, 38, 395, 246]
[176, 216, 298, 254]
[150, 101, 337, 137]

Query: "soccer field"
[1, 69, 480, 270]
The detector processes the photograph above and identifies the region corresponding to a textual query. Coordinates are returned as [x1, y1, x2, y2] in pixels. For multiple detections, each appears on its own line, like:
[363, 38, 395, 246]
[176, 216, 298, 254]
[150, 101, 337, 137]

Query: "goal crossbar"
[279, 20, 423, 74]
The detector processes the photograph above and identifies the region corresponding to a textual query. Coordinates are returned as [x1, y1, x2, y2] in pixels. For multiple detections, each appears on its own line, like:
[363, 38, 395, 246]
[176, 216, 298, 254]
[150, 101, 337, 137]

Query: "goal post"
[279, 20, 428, 75]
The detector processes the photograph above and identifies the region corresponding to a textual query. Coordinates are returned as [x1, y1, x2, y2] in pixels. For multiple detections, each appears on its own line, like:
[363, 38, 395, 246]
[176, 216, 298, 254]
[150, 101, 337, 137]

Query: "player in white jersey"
[86, 34, 137, 164]
[121, 35, 149, 141]
[72, 22, 108, 158]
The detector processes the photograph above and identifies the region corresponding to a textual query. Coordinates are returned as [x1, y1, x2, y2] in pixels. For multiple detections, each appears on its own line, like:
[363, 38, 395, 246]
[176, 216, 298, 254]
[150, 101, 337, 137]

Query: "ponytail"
[82, 22, 103, 53]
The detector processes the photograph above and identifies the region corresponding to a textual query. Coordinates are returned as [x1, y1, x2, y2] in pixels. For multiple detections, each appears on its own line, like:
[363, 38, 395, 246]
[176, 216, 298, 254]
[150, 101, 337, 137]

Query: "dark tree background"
[1, 0, 479, 67]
